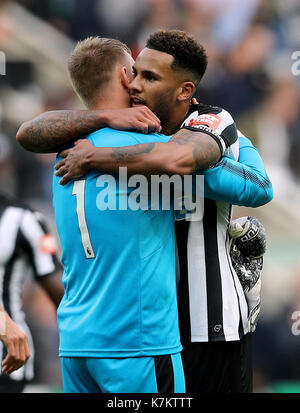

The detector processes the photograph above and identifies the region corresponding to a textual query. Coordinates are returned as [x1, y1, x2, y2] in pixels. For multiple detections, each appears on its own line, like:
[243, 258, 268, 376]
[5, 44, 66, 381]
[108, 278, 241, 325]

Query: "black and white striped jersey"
[176, 103, 249, 343]
[0, 195, 59, 381]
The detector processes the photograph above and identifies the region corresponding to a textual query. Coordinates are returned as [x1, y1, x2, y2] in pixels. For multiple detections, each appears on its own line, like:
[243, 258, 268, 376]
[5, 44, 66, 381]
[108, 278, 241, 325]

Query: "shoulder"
[87, 127, 118, 141]
[0, 193, 29, 210]
[0, 195, 50, 236]
[0, 194, 49, 226]
[126, 131, 170, 144]
[182, 103, 238, 147]
[89, 128, 170, 146]
[87, 128, 138, 147]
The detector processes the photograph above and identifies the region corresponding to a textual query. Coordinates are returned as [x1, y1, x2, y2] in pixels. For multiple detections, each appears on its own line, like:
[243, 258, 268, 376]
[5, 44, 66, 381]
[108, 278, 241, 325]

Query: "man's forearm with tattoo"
[110, 132, 221, 174]
[55, 129, 222, 185]
[169, 128, 222, 172]
[16, 106, 161, 153]
[111, 143, 156, 162]
[16, 110, 105, 153]
[107, 129, 221, 174]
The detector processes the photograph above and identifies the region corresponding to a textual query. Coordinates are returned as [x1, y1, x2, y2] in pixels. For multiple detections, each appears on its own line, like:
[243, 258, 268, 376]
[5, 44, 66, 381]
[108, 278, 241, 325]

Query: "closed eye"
[145, 73, 156, 81]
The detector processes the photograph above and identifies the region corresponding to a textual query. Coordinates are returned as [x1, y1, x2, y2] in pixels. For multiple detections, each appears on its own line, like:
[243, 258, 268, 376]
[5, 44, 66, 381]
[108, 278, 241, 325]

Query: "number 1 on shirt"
[72, 180, 95, 259]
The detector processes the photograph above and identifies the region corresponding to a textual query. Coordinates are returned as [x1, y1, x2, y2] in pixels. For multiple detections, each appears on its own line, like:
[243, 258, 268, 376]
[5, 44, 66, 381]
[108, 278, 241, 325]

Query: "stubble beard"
[152, 88, 176, 128]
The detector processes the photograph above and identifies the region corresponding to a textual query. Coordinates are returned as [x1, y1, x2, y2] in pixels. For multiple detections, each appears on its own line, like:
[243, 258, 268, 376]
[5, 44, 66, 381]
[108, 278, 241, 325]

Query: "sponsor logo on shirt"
[39, 234, 57, 255]
[188, 114, 221, 130]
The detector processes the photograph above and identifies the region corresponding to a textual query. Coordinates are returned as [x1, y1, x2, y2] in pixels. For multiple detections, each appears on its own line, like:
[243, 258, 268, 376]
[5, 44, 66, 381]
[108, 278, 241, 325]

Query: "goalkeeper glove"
[228, 216, 266, 332]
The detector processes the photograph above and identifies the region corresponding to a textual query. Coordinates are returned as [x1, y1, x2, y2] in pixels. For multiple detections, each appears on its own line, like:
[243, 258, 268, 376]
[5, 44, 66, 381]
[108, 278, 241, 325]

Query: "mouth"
[130, 96, 146, 107]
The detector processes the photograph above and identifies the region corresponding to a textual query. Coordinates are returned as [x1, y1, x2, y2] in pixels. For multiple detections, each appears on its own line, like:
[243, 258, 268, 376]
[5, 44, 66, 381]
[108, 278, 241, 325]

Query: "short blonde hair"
[68, 37, 131, 106]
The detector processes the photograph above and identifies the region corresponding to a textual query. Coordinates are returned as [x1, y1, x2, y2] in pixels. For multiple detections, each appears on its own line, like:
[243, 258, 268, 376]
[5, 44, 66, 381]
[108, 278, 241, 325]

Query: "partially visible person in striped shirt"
[0, 194, 64, 393]
[0, 302, 30, 376]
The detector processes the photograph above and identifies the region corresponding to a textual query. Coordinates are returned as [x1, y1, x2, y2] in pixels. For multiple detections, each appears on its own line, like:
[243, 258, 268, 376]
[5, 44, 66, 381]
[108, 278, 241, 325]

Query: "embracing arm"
[91, 129, 220, 174]
[17, 110, 108, 153]
[55, 128, 222, 184]
[16, 106, 161, 153]
[202, 136, 273, 207]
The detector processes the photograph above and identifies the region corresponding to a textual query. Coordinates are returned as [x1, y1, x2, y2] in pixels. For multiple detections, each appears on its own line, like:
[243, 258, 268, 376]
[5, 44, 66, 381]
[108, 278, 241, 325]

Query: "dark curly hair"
[146, 30, 207, 86]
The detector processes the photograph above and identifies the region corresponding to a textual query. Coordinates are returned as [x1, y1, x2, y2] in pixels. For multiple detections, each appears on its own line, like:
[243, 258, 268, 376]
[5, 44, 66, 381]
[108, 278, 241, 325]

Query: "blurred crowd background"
[0, 0, 300, 393]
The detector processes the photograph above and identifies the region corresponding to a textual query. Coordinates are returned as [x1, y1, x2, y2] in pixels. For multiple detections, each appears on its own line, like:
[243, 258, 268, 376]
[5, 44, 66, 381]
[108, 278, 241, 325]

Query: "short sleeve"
[182, 107, 238, 150]
[19, 210, 60, 278]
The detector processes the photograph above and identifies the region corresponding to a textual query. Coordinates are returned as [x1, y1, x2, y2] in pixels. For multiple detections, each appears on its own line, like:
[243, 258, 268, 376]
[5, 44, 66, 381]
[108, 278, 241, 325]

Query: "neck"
[89, 84, 129, 111]
[161, 103, 190, 135]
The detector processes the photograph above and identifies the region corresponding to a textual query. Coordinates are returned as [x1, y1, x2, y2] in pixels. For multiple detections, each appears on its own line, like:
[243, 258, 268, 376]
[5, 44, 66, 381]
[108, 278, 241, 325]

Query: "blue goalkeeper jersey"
[53, 128, 181, 358]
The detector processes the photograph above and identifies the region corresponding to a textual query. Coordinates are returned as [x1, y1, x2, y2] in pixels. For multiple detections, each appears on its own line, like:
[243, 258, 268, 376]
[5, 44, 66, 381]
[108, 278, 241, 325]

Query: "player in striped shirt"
[16, 30, 273, 393]
[0, 193, 64, 392]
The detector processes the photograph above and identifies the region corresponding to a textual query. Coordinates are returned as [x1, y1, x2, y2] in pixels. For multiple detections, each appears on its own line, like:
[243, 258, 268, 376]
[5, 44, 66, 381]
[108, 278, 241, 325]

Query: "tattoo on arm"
[106, 130, 220, 174]
[87, 129, 220, 176]
[111, 143, 155, 161]
[169, 129, 195, 145]
[170, 128, 221, 170]
[17, 110, 104, 153]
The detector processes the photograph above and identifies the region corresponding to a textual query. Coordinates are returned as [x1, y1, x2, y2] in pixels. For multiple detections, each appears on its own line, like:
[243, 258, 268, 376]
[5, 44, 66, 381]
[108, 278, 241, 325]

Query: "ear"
[177, 81, 195, 102]
[120, 66, 130, 91]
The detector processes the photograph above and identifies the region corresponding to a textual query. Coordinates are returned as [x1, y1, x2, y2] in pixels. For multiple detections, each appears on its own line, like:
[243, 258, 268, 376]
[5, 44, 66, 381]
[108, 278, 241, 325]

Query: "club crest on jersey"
[188, 114, 221, 130]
